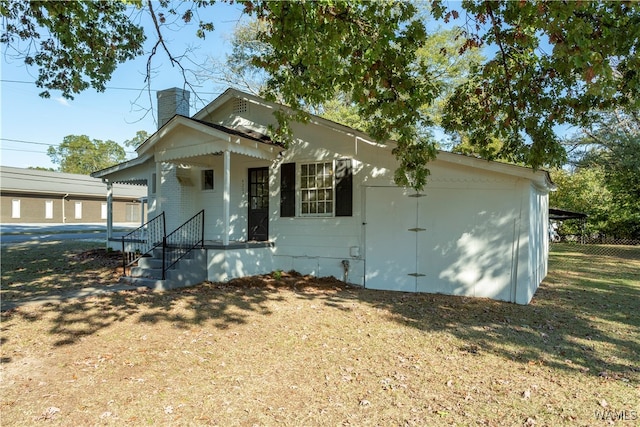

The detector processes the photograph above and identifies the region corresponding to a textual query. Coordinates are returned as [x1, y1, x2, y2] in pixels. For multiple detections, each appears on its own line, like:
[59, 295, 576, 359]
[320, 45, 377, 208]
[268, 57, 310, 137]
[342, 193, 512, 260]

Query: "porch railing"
[122, 212, 166, 276]
[162, 209, 205, 279]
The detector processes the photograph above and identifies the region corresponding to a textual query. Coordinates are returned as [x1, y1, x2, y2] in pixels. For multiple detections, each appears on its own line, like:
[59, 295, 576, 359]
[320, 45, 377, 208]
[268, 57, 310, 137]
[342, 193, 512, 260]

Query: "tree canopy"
[3, 0, 639, 189]
[552, 110, 640, 239]
[47, 135, 126, 175]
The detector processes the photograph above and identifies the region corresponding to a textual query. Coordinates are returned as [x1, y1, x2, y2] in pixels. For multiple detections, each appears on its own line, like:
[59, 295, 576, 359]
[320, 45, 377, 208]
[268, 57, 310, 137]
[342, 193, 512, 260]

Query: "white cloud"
[55, 97, 70, 107]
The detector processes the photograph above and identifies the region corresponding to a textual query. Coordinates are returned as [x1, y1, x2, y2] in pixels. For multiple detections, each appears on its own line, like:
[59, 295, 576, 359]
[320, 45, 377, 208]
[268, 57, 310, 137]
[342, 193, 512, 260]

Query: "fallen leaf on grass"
[39, 407, 60, 420]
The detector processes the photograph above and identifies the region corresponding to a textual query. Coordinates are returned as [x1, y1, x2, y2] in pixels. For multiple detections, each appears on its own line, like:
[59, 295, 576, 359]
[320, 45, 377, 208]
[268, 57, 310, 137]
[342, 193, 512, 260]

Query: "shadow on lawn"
[2, 246, 638, 382]
[0, 241, 122, 303]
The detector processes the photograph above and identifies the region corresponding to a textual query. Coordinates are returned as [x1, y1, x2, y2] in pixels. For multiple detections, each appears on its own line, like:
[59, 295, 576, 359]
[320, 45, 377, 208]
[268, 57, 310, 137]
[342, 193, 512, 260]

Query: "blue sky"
[1, 2, 248, 169]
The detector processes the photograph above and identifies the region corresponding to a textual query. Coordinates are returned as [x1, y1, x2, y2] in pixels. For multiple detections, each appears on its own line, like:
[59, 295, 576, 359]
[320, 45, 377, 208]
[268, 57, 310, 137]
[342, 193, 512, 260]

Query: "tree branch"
[485, 2, 520, 128]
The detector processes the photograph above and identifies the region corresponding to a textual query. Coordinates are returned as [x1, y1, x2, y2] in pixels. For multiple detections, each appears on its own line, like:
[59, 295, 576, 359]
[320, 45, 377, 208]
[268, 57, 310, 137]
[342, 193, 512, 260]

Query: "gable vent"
[233, 98, 248, 114]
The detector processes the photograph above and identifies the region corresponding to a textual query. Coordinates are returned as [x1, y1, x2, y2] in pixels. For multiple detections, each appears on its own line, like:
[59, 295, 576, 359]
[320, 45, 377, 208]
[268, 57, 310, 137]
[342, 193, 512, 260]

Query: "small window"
[11, 199, 20, 218]
[300, 162, 333, 216]
[202, 169, 214, 190]
[150, 173, 157, 195]
[45, 200, 54, 219]
[75, 202, 82, 219]
[101, 203, 108, 220]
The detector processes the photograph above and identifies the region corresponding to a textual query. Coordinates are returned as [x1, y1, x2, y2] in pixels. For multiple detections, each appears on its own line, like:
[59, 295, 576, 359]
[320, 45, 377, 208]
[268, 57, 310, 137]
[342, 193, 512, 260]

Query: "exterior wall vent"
[233, 98, 248, 114]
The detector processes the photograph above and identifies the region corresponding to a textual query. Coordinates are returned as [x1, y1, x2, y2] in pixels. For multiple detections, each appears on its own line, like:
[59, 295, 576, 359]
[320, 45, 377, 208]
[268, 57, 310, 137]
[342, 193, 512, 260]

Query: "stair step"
[137, 257, 164, 269]
[125, 247, 207, 287]
[129, 266, 163, 280]
[120, 276, 171, 292]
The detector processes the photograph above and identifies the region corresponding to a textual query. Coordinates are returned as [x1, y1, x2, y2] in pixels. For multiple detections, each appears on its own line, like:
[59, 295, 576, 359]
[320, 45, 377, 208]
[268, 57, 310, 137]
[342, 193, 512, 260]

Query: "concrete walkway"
[0, 222, 141, 235]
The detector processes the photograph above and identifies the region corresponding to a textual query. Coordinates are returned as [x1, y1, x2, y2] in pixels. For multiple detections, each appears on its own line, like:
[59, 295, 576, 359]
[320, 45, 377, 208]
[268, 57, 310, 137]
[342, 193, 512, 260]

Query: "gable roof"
[93, 87, 555, 191]
[134, 114, 281, 161]
[189, 118, 275, 145]
[193, 88, 380, 142]
[193, 88, 555, 191]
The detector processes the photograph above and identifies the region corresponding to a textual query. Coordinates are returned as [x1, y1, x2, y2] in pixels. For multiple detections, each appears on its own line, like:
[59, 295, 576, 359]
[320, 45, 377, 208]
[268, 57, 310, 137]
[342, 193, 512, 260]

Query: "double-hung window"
[280, 159, 352, 218]
[301, 162, 333, 215]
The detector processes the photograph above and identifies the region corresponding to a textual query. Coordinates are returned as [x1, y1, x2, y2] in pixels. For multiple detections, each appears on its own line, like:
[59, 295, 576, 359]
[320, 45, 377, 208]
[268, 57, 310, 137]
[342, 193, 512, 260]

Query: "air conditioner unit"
[176, 166, 193, 186]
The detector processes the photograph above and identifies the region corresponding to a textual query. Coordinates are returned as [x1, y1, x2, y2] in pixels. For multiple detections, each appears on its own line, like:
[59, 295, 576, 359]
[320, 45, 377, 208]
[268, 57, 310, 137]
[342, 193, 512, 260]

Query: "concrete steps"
[123, 248, 207, 290]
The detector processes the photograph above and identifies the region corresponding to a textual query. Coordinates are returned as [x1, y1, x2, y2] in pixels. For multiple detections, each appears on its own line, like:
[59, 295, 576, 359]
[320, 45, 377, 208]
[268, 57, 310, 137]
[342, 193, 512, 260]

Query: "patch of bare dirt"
[225, 270, 351, 291]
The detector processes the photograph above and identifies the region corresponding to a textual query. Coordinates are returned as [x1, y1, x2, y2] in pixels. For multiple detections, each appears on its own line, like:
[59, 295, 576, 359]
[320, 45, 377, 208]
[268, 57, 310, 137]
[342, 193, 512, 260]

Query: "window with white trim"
[11, 199, 20, 218]
[280, 159, 352, 218]
[45, 200, 54, 219]
[300, 162, 334, 216]
[75, 202, 82, 219]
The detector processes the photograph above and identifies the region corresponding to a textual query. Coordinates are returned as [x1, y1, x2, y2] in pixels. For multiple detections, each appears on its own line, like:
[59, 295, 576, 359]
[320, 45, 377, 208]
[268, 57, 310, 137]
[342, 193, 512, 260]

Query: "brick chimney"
[157, 87, 190, 129]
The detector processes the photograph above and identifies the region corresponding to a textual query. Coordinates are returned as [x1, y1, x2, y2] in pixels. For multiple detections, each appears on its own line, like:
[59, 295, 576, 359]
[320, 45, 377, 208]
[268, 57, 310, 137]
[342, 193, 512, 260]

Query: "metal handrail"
[121, 212, 165, 276]
[162, 209, 205, 279]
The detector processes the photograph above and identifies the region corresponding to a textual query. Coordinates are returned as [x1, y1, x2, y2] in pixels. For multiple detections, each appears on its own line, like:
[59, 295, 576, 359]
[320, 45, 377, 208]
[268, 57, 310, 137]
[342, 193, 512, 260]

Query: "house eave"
[435, 151, 556, 192]
[91, 154, 153, 185]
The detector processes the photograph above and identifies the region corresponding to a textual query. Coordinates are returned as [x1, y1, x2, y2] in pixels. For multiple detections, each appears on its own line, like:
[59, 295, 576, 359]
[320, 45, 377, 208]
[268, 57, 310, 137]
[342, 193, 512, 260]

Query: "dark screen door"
[248, 167, 269, 241]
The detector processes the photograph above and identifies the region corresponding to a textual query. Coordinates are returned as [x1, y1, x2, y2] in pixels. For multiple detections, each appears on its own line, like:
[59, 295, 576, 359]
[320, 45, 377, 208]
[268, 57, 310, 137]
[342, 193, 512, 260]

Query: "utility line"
[1, 138, 136, 153]
[1, 147, 48, 153]
[1, 137, 54, 146]
[1, 79, 221, 95]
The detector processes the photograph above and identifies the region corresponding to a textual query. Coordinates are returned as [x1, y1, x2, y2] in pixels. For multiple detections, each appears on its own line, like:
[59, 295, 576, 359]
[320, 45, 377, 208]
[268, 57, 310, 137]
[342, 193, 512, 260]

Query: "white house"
[92, 87, 555, 304]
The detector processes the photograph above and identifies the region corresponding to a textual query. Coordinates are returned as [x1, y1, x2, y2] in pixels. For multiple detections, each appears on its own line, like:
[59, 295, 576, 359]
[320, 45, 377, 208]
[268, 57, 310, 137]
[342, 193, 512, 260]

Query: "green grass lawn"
[1, 242, 638, 425]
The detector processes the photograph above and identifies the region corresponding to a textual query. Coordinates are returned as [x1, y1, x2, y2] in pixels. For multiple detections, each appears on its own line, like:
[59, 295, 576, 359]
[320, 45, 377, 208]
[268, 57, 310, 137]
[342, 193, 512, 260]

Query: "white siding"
[143, 91, 552, 303]
[363, 170, 531, 303]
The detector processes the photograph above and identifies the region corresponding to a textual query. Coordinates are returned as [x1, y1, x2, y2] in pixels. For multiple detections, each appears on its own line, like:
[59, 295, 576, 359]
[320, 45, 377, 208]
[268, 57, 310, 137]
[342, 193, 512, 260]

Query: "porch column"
[139, 197, 146, 227]
[105, 180, 113, 244]
[223, 150, 230, 246]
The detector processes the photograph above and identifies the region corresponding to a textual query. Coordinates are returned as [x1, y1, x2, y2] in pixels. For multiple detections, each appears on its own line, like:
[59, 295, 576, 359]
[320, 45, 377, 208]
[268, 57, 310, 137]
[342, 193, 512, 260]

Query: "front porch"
[121, 238, 276, 291]
[117, 206, 277, 290]
[92, 114, 284, 290]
